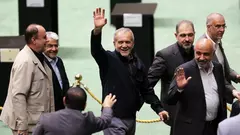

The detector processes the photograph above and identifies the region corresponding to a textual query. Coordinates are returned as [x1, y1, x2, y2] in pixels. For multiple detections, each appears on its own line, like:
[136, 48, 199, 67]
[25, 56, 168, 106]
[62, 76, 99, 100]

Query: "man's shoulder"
[178, 60, 195, 69]
[198, 33, 207, 40]
[219, 114, 240, 128]
[40, 111, 58, 121]
[13, 51, 33, 68]
[156, 43, 178, 55]
[212, 61, 222, 67]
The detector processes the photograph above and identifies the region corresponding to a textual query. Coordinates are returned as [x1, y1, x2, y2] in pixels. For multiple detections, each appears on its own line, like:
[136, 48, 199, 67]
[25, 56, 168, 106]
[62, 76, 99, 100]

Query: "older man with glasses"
[199, 13, 240, 116]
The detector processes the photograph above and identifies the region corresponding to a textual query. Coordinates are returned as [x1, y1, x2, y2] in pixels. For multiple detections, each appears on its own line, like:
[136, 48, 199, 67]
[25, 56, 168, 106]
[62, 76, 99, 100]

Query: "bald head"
[195, 38, 214, 52]
[24, 24, 47, 53]
[25, 24, 45, 44]
[195, 39, 215, 68]
[206, 13, 226, 43]
[206, 13, 224, 25]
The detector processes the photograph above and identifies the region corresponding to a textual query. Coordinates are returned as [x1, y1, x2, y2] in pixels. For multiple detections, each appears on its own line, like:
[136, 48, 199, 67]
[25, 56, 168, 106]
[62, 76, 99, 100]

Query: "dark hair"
[176, 20, 195, 33]
[24, 24, 39, 44]
[65, 87, 87, 110]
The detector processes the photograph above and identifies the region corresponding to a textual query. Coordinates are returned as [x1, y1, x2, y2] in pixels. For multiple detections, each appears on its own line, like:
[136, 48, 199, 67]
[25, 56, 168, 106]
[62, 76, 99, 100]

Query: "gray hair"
[113, 27, 134, 41]
[46, 31, 59, 40]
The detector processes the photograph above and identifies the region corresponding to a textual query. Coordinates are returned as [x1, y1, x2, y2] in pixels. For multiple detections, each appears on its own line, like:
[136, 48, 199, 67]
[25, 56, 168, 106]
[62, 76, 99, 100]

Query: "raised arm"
[89, 93, 116, 134]
[90, 8, 108, 67]
[167, 67, 191, 105]
[148, 51, 167, 95]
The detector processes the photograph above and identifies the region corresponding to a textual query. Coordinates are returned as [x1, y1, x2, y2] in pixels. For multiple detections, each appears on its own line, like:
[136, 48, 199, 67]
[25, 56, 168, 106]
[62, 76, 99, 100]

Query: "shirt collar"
[43, 53, 58, 64]
[205, 32, 221, 46]
[197, 60, 214, 73]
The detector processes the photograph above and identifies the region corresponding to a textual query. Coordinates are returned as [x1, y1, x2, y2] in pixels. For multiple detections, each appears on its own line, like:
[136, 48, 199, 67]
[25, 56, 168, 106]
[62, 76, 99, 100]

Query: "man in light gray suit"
[1, 24, 54, 135]
[217, 114, 240, 135]
[199, 13, 240, 105]
[32, 87, 117, 135]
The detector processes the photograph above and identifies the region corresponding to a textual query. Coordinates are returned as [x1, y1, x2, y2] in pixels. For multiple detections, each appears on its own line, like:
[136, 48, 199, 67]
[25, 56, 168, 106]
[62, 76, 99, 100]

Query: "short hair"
[65, 87, 87, 111]
[206, 13, 224, 25]
[114, 27, 134, 41]
[46, 31, 59, 40]
[175, 20, 195, 33]
[24, 24, 39, 44]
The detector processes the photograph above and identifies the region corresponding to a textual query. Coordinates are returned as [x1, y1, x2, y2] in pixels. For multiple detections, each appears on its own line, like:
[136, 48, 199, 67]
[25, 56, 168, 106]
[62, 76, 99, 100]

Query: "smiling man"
[90, 8, 169, 135]
[43, 31, 70, 111]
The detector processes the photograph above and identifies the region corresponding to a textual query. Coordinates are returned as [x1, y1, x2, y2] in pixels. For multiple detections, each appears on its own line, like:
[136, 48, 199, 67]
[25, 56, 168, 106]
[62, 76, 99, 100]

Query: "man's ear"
[113, 41, 116, 46]
[63, 97, 66, 106]
[83, 103, 86, 111]
[174, 32, 177, 38]
[207, 24, 210, 28]
[32, 37, 36, 44]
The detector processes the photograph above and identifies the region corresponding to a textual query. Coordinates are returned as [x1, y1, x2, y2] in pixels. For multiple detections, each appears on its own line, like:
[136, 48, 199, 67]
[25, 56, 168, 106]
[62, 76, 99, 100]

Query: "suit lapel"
[212, 63, 223, 96]
[44, 57, 62, 89]
[24, 45, 48, 76]
[172, 43, 185, 65]
[56, 59, 65, 82]
[218, 42, 229, 69]
[34, 59, 47, 76]
[213, 53, 219, 62]
[190, 60, 207, 110]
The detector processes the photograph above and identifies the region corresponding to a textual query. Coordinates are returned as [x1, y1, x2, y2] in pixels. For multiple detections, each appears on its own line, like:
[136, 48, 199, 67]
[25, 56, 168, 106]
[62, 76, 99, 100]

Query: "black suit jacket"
[90, 30, 163, 118]
[167, 60, 228, 135]
[148, 42, 194, 103]
[148, 43, 194, 126]
[44, 57, 70, 111]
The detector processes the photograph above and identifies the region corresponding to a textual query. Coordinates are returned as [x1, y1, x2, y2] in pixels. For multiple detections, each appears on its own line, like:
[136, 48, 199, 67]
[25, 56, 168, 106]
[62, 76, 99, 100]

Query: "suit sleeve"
[32, 115, 45, 135]
[90, 30, 108, 68]
[229, 68, 239, 83]
[166, 78, 183, 105]
[12, 61, 34, 130]
[217, 121, 229, 135]
[88, 107, 113, 134]
[225, 58, 238, 83]
[148, 51, 167, 95]
[217, 125, 223, 135]
[224, 79, 234, 104]
[141, 72, 164, 114]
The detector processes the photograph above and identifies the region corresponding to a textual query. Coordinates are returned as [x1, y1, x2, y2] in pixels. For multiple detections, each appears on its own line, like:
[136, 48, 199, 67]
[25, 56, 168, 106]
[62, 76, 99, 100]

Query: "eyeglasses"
[213, 24, 227, 29]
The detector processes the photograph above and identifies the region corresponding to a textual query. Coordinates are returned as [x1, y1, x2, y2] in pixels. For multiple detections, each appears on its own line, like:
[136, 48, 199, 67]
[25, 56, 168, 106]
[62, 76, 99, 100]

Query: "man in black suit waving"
[148, 20, 195, 126]
[44, 31, 70, 111]
[167, 38, 240, 135]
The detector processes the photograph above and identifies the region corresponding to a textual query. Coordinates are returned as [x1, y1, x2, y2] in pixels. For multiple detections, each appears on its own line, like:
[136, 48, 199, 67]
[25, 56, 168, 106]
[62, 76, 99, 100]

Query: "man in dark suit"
[32, 87, 117, 135]
[199, 13, 240, 113]
[148, 20, 195, 126]
[167, 38, 240, 135]
[91, 8, 169, 135]
[43, 31, 70, 111]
